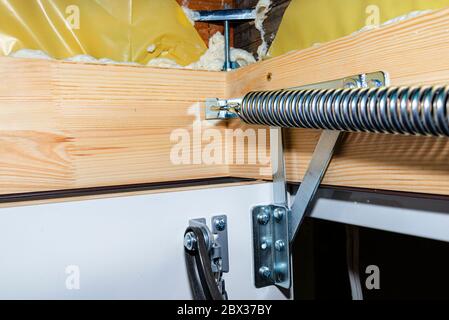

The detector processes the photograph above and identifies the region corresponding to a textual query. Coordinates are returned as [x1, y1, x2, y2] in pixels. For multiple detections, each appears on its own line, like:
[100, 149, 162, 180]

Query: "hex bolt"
[184, 232, 197, 251]
[214, 217, 226, 231]
[273, 208, 285, 222]
[261, 242, 268, 250]
[257, 208, 271, 225]
[259, 266, 272, 280]
[275, 240, 286, 252]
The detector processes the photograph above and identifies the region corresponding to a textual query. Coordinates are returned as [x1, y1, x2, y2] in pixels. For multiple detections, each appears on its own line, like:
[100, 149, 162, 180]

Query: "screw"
[369, 79, 383, 88]
[273, 208, 285, 222]
[214, 217, 226, 231]
[275, 240, 286, 252]
[344, 80, 358, 89]
[359, 74, 368, 87]
[259, 266, 271, 279]
[260, 238, 271, 250]
[184, 232, 197, 251]
[257, 208, 271, 225]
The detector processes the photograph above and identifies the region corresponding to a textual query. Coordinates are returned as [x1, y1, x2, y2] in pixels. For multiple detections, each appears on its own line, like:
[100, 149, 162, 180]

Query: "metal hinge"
[251, 71, 389, 291]
[186, 215, 229, 273]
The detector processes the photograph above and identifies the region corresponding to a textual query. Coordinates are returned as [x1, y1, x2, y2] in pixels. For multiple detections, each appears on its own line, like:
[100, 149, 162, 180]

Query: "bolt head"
[344, 81, 357, 89]
[275, 240, 286, 252]
[214, 217, 226, 231]
[260, 238, 271, 250]
[259, 266, 272, 279]
[257, 208, 271, 225]
[184, 232, 197, 251]
[369, 79, 383, 88]
[273, 208, 285, 222]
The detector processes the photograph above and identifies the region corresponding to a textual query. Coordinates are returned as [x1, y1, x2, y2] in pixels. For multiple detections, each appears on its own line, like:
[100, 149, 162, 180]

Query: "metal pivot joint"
[203, 72, 398, 291]
[250, 72, 388, 290]
[185, 216, 229, 273]
[184, 216, 229, 300]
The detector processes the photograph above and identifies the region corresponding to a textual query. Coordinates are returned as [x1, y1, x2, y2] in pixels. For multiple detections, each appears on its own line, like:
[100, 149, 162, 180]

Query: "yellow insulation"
[269, 0, 449, 57]
[0, 0, 207, 65]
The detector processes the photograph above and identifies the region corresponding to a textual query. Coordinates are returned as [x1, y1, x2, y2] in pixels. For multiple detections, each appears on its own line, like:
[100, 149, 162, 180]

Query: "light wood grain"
[227, 8, 449, 196]
[0, 58, 228, 195]
[2, 8, 449, 198]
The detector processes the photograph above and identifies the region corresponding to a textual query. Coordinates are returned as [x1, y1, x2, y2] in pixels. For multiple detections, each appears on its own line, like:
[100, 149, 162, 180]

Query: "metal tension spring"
[223, 86, 449, 137]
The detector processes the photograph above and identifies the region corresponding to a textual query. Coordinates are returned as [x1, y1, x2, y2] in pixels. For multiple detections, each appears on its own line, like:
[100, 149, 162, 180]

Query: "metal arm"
[206, 72, 396, 291]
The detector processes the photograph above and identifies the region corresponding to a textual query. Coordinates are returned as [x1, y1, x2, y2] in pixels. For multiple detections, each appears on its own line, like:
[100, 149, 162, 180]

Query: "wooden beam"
[0, 58, 228, 195]
[227, 8, 449, 196]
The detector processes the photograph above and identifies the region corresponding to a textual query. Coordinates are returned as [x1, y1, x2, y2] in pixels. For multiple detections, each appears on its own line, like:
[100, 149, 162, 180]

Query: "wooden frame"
[227, 7, 449, 196]
[1, 8, 449, 198]
[0, 58, 227, 195]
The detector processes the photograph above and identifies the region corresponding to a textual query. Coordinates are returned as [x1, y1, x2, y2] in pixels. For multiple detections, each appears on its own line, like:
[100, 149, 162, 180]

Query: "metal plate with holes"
[252, 205, 290, 289]
[290, 71, 389, 91]
[212, 215, 229, 273]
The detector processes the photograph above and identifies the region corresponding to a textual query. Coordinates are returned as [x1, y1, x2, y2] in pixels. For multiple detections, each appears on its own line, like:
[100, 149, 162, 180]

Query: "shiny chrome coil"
[238, 86, 449, 137]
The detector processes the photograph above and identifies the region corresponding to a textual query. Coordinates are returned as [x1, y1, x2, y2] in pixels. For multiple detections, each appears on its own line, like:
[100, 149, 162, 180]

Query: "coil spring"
[238, 86, 449, 137]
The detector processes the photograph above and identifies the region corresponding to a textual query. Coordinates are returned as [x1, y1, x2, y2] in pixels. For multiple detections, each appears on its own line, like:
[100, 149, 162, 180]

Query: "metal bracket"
[252, 71, 389, 290]
[205, 98, 239, 120]
[252, 205, 290, 288]
[188, 215, 229, 273]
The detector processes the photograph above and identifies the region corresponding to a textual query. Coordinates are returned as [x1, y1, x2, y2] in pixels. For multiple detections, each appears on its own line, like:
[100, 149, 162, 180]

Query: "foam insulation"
[9, 49, 53, 60]
[354, 10, 433, 35]
[182, 6, 200, 25]
[11, 32, 256, 71]
[253, 0, 272, 60]
[65, 55, 140, 66]
[147, 57, 183, 69]
[147, 45, 157, 53]
[10, 50, 138, 66]
[148, 32, 256, 71]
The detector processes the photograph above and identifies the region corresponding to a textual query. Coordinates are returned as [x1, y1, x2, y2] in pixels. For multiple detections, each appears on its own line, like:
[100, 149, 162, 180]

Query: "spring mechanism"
[238, 86, 449, 137]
